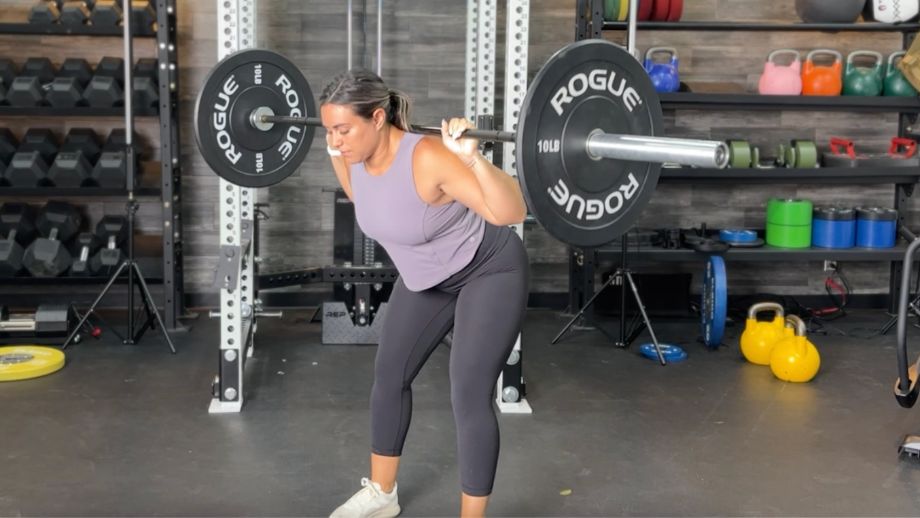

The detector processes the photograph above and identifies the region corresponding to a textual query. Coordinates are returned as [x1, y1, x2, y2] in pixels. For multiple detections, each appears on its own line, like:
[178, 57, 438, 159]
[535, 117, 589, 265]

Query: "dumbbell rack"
[568, 0, 920, 319]
[0, 0, 184, 331]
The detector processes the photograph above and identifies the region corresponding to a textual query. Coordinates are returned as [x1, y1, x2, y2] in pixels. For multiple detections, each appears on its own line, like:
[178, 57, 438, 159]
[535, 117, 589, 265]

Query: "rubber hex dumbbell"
[90, 215, 127, 275]
[130, 0, 157, 33]
[5, 129, 59, 187]
[0, 203, 38, 277]
[84, 56, 125, 108]
[60, 0, 95, 25]
[8, 58, 56, 107]
[23, 201, 81, 277]
[0, 59, 16, 107]
[90, 0, 122, 26]
[47, 58, 92, 108]
[133, 58, 159, 108]
[70, 232, 101, 276]
[0, 128, 19, 165]
[29, 0, 62, 24]
[48, 128, 101, 187]
[92, 128, 139, 188]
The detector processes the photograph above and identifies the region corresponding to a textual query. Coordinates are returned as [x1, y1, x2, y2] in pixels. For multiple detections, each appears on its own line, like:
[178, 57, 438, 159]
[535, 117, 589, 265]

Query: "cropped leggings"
[370, 222, 529, 497]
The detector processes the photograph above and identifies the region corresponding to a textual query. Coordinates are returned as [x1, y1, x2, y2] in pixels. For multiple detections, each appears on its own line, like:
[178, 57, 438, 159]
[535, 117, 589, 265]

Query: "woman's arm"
[418, 119, 527, 226]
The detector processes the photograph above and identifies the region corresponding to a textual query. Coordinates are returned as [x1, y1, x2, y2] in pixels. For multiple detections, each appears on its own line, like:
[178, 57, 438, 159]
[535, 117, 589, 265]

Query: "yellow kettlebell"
[740, 302, 788, 365]
[770, 314, 821, 383]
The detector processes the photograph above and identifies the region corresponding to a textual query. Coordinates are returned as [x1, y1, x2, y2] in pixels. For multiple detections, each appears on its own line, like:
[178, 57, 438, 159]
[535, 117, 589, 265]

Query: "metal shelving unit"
[568, 0, 920, 312]
[0, 0, 184, 329]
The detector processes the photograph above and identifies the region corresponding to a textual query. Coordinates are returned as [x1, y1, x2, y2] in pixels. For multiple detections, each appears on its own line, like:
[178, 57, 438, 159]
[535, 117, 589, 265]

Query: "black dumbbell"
[133, 58, 158, 108]
[0, 203, 38, 277]
[60, 0, 96, 26]
[29, 0, 62, 24]
[90, 0, 122, 26]
[48, 128, 101, 187]
[47, 58, 92, 108]
[70, 232, 101, 276]
[90, 215, 127, 275]
[8, 58, 56, 107]
[0, 59, 17, 106]
[129, 0, 157, 33]
[0, 59, 16, 107]
[91, 128, 140, 188]
[0, 128, 19, 165]
[84, 57, 125, 108]
[23, 201, 81, 277]
[5, 129, 59, 187]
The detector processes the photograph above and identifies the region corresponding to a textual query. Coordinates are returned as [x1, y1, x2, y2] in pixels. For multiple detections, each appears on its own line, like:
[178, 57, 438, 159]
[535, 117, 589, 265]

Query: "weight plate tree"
[195, 39, 729, 248]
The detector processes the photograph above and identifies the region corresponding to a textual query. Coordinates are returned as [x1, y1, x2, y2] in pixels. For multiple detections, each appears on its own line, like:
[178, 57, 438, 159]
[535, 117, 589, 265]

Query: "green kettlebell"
[843, 50, 884, 96]
[885, 51, 919, 97]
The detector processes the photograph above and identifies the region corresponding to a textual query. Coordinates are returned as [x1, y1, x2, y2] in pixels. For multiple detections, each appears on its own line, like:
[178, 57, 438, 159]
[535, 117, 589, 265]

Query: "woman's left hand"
[441, 117, 480, 165]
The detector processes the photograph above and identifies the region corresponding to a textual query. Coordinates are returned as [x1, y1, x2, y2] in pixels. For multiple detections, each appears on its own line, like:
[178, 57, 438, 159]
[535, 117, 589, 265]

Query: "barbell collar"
[585, 132, 730, 169]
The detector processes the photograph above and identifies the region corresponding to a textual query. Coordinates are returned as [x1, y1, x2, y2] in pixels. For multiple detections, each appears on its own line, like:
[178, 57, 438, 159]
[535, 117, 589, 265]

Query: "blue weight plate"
[639, 343, 687, 362]
[719, 229, 757, 243]
[701, 255, 727, 348]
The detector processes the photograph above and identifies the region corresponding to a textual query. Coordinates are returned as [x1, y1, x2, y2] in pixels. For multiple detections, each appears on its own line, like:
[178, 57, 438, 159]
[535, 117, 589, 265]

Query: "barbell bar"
[253, 112, 728, 169]
[195, 39, 729, 247]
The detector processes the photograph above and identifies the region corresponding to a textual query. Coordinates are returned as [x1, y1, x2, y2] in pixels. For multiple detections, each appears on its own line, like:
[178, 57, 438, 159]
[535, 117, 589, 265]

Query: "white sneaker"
[329, 477, 401, 518]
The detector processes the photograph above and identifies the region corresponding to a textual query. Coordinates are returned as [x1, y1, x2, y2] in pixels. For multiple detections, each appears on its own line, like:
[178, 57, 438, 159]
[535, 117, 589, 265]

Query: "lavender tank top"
[350, 132, 486, 292]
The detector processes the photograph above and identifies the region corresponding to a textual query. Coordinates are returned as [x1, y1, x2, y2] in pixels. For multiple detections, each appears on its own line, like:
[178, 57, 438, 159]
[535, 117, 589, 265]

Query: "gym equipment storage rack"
[569, 0, 920, 313]
[0, 0, 184, 331]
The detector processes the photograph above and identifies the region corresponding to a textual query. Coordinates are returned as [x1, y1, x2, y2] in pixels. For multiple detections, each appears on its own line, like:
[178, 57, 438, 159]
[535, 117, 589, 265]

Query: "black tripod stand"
[552, 233, 666, 365]
[62, 4, 175, 353]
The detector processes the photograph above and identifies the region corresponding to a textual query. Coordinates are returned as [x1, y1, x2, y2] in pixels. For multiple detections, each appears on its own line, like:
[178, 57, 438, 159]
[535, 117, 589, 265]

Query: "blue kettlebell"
[644, 47, 680, 93]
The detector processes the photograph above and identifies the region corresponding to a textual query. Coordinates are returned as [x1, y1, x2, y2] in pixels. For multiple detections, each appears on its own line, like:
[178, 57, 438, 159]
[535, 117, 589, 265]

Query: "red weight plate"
[651, 0, 670, 21]
[639, 0, 653, 20]
[667, 0, 683, 21]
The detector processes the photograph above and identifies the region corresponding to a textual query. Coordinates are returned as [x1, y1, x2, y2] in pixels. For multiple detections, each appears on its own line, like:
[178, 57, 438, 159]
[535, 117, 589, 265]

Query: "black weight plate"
[194, 49, 315, 188]
[516, 40, 663, 248]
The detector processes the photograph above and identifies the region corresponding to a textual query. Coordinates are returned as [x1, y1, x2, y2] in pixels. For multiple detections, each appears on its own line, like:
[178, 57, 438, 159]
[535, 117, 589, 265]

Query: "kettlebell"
[795, 0, 866, 23]
[802, 49, 843, 96]
[740, 302, 789, 365]
[644, 47, 680, 93]
[770, 315, 821, 383]
[885, 51, 919, 97]
[758, 49, 803, 95]
[843, 50, 884, 96]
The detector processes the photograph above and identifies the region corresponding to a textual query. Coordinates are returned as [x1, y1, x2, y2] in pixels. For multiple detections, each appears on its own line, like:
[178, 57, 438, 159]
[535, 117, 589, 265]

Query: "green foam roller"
[793, 140, 818, 168]
[728, 140, 751, 168]
[766, 222, 812, 248]
[767, 198, 813, 226]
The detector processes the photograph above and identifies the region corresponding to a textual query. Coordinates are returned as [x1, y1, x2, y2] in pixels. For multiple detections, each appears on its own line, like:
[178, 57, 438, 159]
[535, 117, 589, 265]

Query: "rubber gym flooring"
[3, 307, 920, 516]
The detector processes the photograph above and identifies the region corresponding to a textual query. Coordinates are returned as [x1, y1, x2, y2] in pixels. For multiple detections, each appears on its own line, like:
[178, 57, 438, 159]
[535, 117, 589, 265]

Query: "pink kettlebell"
[758, 49, 803, 95]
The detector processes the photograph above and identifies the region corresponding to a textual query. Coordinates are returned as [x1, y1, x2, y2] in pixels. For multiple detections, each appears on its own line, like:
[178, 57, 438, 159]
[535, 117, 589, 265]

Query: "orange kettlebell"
[802, 49, 843, 96]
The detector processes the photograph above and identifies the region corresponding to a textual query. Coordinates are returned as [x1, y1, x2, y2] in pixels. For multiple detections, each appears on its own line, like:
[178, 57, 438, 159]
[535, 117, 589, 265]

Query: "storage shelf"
[602, 21, 920, 32]
[0, 187, 161, 197]
[659, 167, 920, 184]
[597, 244, 909, 262]
[0, 23, 156, 37]
[659, 93, 920, 112]
[0, 106, 158, 117]
[0, 257, 163, 285]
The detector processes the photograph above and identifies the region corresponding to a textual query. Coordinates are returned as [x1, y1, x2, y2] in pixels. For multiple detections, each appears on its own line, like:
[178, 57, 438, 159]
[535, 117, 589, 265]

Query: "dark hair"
[319, 69, 412, 132]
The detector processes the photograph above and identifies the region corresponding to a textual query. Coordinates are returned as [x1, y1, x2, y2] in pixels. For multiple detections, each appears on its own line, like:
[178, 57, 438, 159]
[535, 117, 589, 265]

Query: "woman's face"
[320, 103, 384, 163]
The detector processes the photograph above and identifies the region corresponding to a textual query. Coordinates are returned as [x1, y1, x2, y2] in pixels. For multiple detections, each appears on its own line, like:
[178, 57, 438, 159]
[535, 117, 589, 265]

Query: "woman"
[322, 69, 529, 518]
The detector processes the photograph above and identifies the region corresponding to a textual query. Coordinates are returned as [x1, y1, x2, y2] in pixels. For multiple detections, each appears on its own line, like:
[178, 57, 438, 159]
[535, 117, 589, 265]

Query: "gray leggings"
[370, 223, 529, 497]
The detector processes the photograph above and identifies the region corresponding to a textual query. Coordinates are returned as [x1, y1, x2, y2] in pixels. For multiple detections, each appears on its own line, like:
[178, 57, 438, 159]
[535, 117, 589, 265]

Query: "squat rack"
[208, 0, 534, 414]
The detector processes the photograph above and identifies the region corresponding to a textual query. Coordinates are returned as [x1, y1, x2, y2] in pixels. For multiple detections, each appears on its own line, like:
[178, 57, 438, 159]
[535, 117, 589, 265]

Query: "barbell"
[194, 39, 729, 248]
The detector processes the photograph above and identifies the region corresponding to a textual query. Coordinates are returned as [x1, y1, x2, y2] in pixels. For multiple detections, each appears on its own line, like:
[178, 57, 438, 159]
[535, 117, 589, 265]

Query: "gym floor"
[3, 308, 920, 516]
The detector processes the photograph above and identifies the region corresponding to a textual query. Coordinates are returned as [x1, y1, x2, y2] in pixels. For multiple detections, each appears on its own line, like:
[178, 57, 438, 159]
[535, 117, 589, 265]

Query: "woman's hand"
[441, 117, 480, 166]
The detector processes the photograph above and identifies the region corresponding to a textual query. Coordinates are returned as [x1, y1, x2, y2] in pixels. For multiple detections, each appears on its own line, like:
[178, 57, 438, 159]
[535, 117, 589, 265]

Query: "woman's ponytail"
[388, 89, 412, 132]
